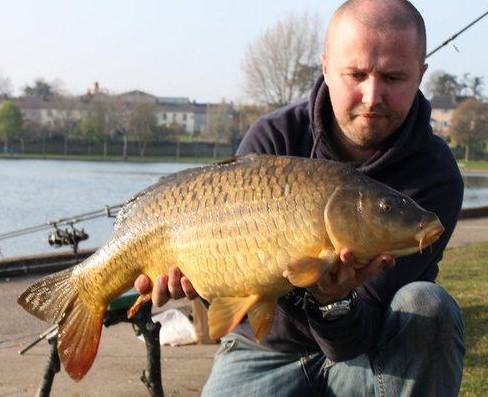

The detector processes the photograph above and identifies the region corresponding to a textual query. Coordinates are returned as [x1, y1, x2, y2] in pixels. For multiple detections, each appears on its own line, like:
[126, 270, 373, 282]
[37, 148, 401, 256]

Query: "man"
[136, 0, 465, 395]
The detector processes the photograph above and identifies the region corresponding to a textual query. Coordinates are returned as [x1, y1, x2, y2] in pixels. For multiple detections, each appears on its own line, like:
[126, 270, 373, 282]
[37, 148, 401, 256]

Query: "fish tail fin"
[17, 268, 104, 381]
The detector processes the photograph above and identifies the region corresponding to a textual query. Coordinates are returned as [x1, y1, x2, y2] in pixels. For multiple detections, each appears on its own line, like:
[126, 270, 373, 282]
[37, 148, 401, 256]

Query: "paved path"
[447, 216, 488, 248]
[1, 217, 487, 397]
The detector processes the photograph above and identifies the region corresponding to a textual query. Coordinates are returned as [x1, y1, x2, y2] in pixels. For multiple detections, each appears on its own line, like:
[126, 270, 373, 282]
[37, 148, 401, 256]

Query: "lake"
[0, 159, 487, 259]
[0, 159, 202, 259]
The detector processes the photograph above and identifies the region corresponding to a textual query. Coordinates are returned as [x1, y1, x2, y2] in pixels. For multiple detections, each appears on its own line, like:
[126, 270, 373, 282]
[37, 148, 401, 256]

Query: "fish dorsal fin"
[207, 295, 260, 340]
[285, 249, 338, 288]
[247, 299, 277, 342]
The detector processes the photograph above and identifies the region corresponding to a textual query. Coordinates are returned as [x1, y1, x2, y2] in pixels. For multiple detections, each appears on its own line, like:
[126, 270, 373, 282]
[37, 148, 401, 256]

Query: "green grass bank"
[439, 242, 488, 396]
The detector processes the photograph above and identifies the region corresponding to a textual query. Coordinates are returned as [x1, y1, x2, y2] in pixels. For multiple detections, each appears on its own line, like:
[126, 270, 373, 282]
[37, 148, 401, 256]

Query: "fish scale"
[18, 154, 444, 381]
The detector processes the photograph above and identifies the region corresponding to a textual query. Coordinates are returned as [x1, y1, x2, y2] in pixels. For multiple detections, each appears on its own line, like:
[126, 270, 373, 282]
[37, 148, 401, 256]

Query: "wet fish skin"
[17, 154, 444, 381]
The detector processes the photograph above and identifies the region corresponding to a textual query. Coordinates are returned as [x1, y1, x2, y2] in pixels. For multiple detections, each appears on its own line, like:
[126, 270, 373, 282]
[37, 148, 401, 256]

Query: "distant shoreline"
[0, 153, 215, 164]
[1, 153, 487, 173]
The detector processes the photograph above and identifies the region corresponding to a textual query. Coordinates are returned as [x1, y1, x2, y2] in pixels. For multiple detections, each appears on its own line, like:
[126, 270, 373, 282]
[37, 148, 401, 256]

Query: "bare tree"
[242, 11, 322, 107]
[106, 96, 131, 160]
[0, 73, 13, 97]
[129, 102, 158, 157]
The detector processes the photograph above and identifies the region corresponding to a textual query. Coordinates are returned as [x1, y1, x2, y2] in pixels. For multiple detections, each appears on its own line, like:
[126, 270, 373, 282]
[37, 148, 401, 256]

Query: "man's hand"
[134, 267, 198, 307]
[305, 248, 395, 305]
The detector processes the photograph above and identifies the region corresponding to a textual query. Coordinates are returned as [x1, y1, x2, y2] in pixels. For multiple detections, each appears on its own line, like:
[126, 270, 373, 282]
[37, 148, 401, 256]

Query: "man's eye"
[350, 72, 366, 81]
[384, 74, 404, 83]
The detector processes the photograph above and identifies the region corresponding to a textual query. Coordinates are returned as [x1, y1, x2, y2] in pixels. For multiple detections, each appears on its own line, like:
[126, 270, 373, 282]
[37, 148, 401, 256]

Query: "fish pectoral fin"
[127, 293, 152, 319]
[207, 295, 260, 341]
[285, 250, 337, 288]
[247, 300, 277, 342]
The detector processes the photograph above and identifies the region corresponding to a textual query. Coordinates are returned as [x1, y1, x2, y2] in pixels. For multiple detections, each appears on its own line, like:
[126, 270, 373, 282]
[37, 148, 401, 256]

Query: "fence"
[6, 137, 238, 159]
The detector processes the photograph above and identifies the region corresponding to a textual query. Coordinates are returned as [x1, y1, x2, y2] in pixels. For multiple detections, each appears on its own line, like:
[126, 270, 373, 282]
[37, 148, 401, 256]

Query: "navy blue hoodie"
[234, 75, 464, 361]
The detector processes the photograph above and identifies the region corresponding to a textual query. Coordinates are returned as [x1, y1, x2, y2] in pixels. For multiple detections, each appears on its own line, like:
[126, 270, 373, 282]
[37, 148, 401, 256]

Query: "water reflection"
[462, 174, 488, 209]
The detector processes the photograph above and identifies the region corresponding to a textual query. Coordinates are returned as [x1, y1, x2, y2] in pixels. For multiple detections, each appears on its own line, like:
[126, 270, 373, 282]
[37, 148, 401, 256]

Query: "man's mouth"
[361, 112, 386, 119]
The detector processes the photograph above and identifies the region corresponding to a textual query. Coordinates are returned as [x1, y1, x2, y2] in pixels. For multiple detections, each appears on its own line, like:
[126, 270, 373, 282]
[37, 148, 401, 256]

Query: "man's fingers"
[181, 276, 198, 300]
[134, 274, 152, 295]
[152, 275, 170, 307]
[168, 267, 186, 299]
[135, 267, 198, 307]
[339, 249, 356, 267]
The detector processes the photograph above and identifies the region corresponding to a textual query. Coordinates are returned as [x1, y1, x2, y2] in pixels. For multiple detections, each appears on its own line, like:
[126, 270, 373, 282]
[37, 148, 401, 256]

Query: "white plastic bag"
[138, 309, 197, 346]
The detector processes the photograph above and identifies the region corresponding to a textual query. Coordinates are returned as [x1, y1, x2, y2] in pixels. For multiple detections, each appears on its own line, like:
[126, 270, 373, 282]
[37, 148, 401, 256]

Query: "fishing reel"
[48, 223, 89, 253]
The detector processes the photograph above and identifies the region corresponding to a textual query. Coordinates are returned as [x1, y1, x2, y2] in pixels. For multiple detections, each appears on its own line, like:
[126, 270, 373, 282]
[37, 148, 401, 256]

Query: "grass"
[458, 161, 488, 172]
[438, 242, 488, 396]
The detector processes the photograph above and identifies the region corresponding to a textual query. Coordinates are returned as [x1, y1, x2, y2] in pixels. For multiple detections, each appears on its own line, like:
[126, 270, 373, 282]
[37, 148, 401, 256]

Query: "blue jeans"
[202, 282, 465, 397]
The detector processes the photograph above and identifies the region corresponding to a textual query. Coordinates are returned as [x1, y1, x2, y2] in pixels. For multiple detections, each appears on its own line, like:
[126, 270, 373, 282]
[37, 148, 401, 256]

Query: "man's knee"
[392, 282, 460, 318]
[386, 281, 464, 343]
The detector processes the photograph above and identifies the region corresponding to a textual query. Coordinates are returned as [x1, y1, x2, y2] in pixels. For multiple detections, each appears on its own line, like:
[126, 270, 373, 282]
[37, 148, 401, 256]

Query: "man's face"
[322, 18, 427, 149]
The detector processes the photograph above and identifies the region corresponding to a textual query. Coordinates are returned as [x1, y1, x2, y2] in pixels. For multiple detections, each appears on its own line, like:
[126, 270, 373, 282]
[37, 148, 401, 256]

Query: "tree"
[23, 78, 56, 100]
[205, 102, 236, 158]
[106, 96, 131, 160]
[0, 101, 23, 152]
[78, 115, 104, 155]
[129, 103, 158, 156]
[424, 71, 461, 99]
[242, 11, 322, 107]
[449, 98, 488, 161]
[236, 104, 267, 137]
[0, 73, 13, 97]
[49, 96, 80, 154]
[460, 73, 485, 99]
[424, 71, 485, 100]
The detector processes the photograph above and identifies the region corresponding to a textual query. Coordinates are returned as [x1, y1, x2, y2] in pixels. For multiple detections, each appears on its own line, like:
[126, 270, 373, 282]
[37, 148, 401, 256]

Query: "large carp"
[18, 154, 444, 381]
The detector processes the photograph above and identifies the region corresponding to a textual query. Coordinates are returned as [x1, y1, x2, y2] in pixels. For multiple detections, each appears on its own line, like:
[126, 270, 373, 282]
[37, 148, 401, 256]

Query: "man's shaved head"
[325, 0, 426, 63]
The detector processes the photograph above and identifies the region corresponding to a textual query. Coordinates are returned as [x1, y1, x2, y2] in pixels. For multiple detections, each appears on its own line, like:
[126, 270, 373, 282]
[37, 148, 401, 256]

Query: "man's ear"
[320, 53, 327, 75]
[419, 63, 428, 85]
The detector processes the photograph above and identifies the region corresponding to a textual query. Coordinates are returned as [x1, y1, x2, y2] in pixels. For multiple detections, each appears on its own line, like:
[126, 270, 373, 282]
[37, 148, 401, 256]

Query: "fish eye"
[379, 199, 392, 212]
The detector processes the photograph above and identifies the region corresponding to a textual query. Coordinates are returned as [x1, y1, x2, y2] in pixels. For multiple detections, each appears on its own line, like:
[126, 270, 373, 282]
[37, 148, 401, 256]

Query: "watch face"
[305, 290, 358, 320]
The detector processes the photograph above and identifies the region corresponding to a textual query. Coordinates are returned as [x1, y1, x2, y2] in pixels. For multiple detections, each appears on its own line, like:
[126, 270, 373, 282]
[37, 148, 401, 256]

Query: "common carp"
[18, 154, 444, 381]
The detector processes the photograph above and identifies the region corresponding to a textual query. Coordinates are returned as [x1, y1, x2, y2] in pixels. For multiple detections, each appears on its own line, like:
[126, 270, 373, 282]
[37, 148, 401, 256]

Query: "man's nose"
[361, 77, 383, 107]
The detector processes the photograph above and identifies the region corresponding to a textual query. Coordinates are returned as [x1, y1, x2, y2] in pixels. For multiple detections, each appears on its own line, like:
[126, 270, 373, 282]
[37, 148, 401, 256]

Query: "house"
[12, 88, 235, 138]
[430, 95, 472, 139]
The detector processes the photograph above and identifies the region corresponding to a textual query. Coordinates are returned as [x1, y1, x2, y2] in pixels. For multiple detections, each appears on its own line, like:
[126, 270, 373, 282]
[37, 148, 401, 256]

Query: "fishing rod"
[426, 10, 488, 59]
[0, 203, 124, 241]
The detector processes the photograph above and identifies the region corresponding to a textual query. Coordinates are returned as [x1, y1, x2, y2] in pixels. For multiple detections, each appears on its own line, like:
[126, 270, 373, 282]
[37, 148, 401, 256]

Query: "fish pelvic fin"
[285, 251, 336, 288]
[247, 299, 277, 342]
[207, 295, 260, 341]
[17, 268, 104, 381]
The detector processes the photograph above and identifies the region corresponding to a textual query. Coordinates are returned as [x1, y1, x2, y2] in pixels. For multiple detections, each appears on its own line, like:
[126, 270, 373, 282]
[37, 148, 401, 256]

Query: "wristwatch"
[305, 289, 359, 321]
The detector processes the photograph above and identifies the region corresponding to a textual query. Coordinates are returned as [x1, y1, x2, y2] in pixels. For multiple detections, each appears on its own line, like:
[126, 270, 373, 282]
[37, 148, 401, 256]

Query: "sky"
[2, 1, 488, 103]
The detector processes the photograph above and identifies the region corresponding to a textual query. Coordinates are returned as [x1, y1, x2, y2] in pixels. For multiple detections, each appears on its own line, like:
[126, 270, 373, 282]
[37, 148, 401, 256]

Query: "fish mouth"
[415, 219, 445, 253]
